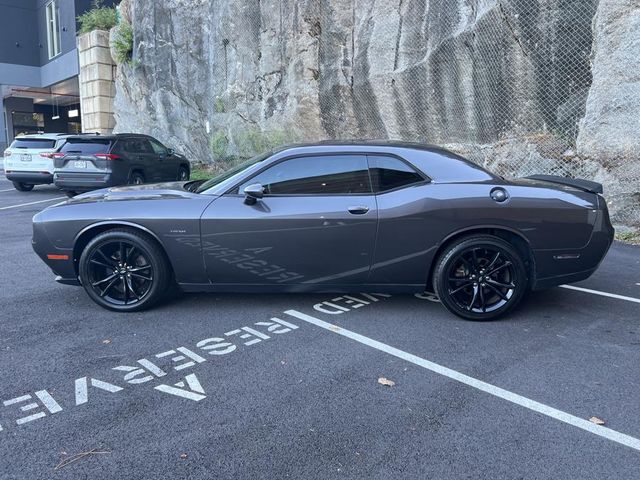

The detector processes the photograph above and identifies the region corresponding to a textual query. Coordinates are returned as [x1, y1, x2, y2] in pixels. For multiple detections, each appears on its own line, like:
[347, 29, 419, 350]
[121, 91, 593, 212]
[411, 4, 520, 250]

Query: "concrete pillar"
[77, 30, 116, 134]
[0, 96, 7, 154]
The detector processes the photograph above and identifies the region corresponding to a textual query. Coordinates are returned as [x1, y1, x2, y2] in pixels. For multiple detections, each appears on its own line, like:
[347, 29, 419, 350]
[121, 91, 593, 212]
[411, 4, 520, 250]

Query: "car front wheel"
[78, 229, 171, 312]
[433, 235, 528, 321]
[13, 181, 34, 191]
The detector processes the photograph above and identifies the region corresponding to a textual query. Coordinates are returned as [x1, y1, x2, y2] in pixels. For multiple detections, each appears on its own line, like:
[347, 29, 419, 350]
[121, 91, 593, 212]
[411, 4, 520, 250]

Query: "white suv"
[3, 133, 75, 191]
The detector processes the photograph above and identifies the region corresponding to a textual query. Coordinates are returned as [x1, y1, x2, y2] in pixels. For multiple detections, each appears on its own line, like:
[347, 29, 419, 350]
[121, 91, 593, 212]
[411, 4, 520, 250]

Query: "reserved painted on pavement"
[0, 293, 390, 435]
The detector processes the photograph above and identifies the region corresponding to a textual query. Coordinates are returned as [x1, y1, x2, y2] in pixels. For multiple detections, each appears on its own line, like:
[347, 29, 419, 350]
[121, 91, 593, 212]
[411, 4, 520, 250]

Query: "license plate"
[73, 160, 87, 169]
[20, 154, 31, 162]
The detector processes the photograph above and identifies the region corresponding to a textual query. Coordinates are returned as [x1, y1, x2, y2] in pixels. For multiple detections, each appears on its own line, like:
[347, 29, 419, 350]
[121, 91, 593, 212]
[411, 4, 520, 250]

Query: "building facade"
[0, 0, 117, 152]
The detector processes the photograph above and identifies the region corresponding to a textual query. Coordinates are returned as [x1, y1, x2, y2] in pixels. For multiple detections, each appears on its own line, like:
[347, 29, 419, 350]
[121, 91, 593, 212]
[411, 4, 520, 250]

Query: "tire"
[64, 190, 77, 198]
[129, 172, 145, 185]
[13, 181, 34, 192]
[432, 235, 528, 321]
[78, 228, 171, 312]
[178, 165, 189, 181]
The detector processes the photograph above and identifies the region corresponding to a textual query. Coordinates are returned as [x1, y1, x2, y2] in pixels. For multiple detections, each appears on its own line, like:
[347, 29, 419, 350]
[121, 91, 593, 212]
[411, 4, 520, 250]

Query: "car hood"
[60, 181, 206, 205]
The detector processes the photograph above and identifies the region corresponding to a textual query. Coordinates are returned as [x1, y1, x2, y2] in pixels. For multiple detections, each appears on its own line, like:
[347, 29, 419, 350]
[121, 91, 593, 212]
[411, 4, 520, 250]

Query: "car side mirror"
[243, 183, 264, 205]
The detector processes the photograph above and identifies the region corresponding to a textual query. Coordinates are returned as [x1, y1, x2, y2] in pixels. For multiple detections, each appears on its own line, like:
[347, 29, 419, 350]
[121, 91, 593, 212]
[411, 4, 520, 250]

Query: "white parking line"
[0, 188, 15, 192]
[560, 285, 640, 304]
[0, 197, 65, 211]
[285, 310, 640, 453]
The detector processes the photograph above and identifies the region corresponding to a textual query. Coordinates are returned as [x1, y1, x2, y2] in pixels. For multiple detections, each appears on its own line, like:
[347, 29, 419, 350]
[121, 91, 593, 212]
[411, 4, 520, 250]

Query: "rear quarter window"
[9, 138, 56, 149]
[368, 155, 425, 192]
[60, 140, 113, 154]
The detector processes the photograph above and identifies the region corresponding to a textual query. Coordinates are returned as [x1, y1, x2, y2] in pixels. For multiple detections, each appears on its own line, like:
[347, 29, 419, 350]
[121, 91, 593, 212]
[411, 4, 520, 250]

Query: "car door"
[148, 138, 176, 180]
[125, 138, 158, 182]
[365, 154, 436, 286]
[200, 154, 378, 287]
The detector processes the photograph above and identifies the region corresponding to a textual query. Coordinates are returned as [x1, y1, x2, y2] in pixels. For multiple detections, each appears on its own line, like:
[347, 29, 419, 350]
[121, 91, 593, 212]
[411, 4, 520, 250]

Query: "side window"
[149, 139, 167, 155]
[46, 1, 61, 59]
[239, 155, 371, 195]
[368, 155, 425, 192]
[126, 139, 153, 154]
[110, 140, 124, 155]
[140, 140, 154, 154]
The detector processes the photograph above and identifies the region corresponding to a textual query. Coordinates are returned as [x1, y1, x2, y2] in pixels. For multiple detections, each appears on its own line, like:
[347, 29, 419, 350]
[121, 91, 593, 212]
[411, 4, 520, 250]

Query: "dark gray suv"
[53, 134, 190, 196]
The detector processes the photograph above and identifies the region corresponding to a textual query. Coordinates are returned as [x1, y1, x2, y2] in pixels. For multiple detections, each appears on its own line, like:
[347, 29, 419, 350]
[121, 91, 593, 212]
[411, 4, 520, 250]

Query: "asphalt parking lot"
[1, 175, 639, 479]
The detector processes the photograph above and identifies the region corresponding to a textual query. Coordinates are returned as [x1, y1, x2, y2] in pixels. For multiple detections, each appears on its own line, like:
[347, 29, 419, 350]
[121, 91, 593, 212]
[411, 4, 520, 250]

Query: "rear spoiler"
[524, 175, 603, 194]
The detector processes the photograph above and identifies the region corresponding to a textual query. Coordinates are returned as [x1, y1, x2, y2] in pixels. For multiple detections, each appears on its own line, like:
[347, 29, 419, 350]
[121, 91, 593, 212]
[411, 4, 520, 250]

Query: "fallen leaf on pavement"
[102, 339, 111, 344]
[589, 416, 605, 425]
[378, 377, 395, 387]
[180, 453, 188, 460]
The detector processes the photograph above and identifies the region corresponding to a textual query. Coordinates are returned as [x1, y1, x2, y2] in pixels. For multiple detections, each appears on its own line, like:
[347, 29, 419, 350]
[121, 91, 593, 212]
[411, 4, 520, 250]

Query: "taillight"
[40, 152, 65, 159]
[3, 149, 11, 157]
[94, 153, 121, 160]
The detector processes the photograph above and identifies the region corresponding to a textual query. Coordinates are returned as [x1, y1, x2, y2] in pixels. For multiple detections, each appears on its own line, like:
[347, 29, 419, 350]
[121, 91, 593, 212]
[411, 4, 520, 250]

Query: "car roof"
[283, 139, 441, 150]
[13, 133, 87, 140]
[61, 133, 155, 141]
[272, 140, 449, 154]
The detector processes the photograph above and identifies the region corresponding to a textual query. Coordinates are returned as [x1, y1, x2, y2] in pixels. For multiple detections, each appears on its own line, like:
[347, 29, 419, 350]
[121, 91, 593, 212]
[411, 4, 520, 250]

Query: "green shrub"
[190, 164, 212, 181]
[210, 130, 230, 160]
[214, 97, 225, 113]
[77, 1, 117, 34]
[112, 20, 134, 65]
[236, 128, 292, 158]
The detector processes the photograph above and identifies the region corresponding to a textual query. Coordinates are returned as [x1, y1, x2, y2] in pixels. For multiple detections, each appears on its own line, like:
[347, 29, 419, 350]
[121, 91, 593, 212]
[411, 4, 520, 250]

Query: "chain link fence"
[313, 0, 636, 226]
[117, 0, 639, 226]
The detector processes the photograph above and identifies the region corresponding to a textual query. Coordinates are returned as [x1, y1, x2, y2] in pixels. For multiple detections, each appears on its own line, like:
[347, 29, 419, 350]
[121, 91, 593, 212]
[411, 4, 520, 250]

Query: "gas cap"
[490, 187, 509, 203]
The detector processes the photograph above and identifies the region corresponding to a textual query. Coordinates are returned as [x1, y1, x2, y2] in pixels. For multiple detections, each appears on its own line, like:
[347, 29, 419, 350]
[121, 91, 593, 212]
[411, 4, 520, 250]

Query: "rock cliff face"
[113, 0, 640, 225]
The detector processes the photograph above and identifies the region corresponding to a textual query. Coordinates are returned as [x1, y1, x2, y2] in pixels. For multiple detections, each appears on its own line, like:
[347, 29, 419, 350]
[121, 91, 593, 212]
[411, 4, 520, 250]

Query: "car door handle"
[348, 206, 369, 215]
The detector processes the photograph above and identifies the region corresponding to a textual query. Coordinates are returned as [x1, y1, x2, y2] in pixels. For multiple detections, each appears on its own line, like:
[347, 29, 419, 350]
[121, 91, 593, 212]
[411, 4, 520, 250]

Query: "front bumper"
[31, 224, 79, 286]
[6, 171, 53, 184]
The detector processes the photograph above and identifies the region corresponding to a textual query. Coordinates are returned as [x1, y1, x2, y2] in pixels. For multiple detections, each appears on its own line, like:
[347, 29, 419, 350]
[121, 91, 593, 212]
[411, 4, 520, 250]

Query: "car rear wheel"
[13, 181, 34, 192]
[178, 166, 189, 181]
[129, 172, 144, 185]
[79, 229, 171, 312]
[433, 235, 528, 321]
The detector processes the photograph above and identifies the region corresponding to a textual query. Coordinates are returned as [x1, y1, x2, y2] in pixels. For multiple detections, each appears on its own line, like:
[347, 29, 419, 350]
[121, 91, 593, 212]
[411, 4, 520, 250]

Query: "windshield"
[196, 152, 271, 194]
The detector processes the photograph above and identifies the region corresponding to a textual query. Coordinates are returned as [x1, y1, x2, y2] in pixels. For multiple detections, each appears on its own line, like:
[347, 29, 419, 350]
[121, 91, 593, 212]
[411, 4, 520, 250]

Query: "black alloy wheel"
[433, 235, 528, 320]
[129, 172, 145, 185]
[178, 166, 189, 181]
[79, 229, 170, 311]
[13, 181, 34, 191]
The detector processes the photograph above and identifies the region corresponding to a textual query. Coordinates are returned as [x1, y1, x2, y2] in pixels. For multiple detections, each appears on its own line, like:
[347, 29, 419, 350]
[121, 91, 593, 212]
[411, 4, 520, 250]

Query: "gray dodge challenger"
[32, 142, 614, 320]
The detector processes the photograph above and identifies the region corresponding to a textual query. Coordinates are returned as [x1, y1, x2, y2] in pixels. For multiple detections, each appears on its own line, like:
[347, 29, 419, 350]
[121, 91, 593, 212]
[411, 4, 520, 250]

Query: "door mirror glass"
[243, 183, 264, 204]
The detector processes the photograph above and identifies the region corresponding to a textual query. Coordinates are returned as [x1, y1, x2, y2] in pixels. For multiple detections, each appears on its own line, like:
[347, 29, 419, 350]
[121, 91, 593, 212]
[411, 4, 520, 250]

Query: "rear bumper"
[531, 203, 614, 290]
[54, 172, 116, 191]
[6, 171, 53, 184]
